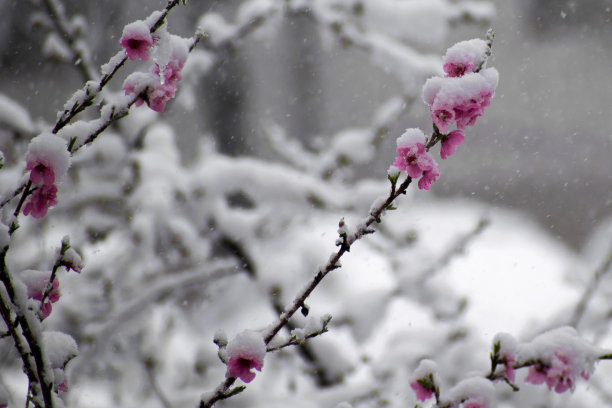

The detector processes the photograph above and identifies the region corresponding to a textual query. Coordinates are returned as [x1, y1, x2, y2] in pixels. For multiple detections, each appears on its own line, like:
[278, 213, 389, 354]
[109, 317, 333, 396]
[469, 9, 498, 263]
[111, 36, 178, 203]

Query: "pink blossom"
[23, 184, 58, 219]
[154, 59, 184, 86]
[57, 380, 68, 393]
[147, 83, 177, 113]
[120, 21, 154, 61]
[418, 165, 440, 191]
[21, 270, 60, 319]
[226, 330, 266, 383]
[25, 133, 71, 186]
[431, 106, 455, 133]
[410, 381, 434, 402]
[393, 129, 440, 190]
[525, 350, 583, 393]
[440, 130, 465, 159]
[502, 352, 516, 382]
[443, 61, 475, 78]
[123, 71, 178, 113]
[462, 396, 489, 408]
[409, 359, 438, 402]
[443, 39, 489, 78]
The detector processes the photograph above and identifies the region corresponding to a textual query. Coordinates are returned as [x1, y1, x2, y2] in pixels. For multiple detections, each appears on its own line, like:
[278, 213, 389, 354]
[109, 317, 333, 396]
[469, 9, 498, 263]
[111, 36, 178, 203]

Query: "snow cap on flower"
[226, 330, 266, 383]
[409, 359, 438, 402]
[120, 20, 154, 61]
[43, 331, 78, 369]
[20, 270, 60, 319]
[443, 39, 489, 77]
[521, 326, 600, 393]
[23, 184, 59, 219]
[25, 132, 71, 186]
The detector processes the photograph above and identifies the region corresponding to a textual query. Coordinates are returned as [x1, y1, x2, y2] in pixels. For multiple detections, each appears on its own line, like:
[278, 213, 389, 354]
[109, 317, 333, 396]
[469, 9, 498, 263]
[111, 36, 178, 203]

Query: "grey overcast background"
[1, 0, 611, 249]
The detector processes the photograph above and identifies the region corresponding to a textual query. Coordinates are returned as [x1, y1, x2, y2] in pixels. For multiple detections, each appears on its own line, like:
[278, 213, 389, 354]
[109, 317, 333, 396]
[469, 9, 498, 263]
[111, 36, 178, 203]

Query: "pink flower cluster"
[423, 68, 498, 135]
[418, 38, 498, 161]
[495, 327, 599, 394]
[525, 349, 592, 393]
[120, 22, 189, 113]
[393, 128, 440, 190]
[21, 270, 60, 319]
[226, 330, 266, 383]
[23, 133, 71, 219]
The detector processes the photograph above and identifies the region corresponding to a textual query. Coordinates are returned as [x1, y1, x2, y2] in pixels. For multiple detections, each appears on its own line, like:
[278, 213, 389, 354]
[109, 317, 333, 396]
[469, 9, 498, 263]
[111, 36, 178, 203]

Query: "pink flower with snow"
[502, 352, 516, 382]
[521, 326, 599, 394]
[25, 133, 71, 186]
[442, 39, 489, 78]
[409, 359, 438, 402]
[440, 130, 465, 160]
[525, 350, 593, 393]
[443, 59, 476, 78]
[393, 129, 440, 190]
[423, 68, 498, 133]
[525, 350, 584, 393]
[226, 330, 266, 383]
[23, 184, 58, 219]
[462, 396, 489, 408]
[21, 270, 60, 319]
[120, 21, 154, 61]
[410, 380, 434, 402]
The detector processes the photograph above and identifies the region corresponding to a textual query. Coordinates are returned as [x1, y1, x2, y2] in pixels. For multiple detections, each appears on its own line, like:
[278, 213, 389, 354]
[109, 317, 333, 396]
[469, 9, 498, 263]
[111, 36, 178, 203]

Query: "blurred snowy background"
[1, 0, 612, 407]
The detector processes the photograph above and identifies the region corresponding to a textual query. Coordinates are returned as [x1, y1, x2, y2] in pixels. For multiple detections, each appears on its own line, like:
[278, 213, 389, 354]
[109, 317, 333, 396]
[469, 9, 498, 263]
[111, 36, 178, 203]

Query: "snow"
[0, 94, 36, 134]
[423, 67, 499, 109]
[43, 331, 78, 368]
[445, 376, 494, 403]
[410, 359, 438, 382]
[396, 128, 426, 148]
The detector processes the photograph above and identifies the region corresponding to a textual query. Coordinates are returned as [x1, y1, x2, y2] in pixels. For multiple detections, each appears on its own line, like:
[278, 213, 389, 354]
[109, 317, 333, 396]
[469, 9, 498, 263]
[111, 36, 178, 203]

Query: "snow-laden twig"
[40, 0, 98, 82]
[199, 172, 417, 408]
[52, 0, 184, 134]
[570, 241, 612, 328]
[0, 248, 55, 408]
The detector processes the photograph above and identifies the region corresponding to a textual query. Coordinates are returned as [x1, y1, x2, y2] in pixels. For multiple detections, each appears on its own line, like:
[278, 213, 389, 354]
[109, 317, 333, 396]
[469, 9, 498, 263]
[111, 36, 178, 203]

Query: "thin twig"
[570, 242, 612, 328]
